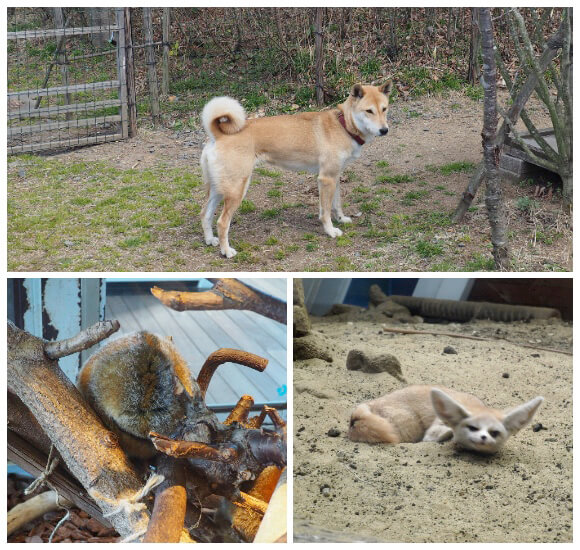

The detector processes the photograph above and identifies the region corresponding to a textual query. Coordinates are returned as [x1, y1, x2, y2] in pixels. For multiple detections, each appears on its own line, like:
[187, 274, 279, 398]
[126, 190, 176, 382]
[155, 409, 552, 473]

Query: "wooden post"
[314, 8, 324, 106]
[124, 8, 137, 137]
[52, 8, 71, 118]
[142, 7, 161, 126]
[162, 8, 170, 96]
[115, 8, 129, 140]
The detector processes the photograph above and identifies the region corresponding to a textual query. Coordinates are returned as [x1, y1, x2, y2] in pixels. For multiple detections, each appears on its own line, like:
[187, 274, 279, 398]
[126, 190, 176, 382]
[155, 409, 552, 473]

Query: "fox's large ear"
[431, 389, 470, 427]
[380, 80, 393, 96]
[351, 83, 365, 99]
[503, 396, 544, 434]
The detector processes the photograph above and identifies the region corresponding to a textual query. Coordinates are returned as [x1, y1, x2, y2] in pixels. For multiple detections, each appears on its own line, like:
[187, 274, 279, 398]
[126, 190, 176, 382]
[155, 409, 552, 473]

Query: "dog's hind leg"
[216, 177, 249, 258]
[331, 181, 352, 224]
[201, 184, 222, 247]
[317, 174, 343, 238]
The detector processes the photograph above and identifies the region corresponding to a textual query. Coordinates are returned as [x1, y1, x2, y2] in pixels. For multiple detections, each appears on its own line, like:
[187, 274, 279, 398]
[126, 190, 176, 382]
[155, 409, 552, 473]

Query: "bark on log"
[7, 321, 150, 539]
[151, 278, 287, 324]
[143, 456, 187, 543]
[8, 490, 73, 536]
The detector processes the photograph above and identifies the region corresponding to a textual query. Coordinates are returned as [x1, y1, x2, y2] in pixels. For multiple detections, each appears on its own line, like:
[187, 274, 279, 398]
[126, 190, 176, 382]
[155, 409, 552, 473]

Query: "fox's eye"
[366, 109, 374, 114]
[489, 430, 500, 438]
[467, 425, 478, 432]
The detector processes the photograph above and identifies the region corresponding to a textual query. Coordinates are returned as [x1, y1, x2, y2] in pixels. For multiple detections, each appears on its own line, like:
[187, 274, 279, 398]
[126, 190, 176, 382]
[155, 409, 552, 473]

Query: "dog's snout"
[380, 127, 389, 136]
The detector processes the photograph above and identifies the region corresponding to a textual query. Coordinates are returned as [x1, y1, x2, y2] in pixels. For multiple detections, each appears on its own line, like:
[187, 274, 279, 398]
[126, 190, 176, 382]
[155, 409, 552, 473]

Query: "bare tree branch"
[44, 320, 120, 359]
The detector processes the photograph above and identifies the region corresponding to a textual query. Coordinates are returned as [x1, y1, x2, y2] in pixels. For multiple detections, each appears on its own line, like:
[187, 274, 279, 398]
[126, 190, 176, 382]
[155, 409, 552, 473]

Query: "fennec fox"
[348, 385, 543, 454]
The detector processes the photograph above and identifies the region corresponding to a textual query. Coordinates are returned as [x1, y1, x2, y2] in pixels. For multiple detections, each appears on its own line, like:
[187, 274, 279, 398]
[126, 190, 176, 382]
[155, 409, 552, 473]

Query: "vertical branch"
[314, 8, 325, 106]
[162, 8, 170, 96]
[479, 8, 510, 270]
[466, 8, 481, 85]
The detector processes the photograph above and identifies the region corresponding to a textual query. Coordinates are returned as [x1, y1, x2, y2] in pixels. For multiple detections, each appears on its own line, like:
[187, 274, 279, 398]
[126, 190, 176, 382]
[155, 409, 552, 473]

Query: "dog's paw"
[325, 226, 343, 238]
[205, 236, 219, 247]
[221, 246, 237, 259]
[338, 215, 352, 224]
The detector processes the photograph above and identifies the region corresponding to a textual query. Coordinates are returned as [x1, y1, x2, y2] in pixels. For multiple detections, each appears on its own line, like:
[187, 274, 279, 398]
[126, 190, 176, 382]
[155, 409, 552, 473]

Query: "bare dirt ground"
[8, 91, 571, 272]
[293, 308, 573, 542]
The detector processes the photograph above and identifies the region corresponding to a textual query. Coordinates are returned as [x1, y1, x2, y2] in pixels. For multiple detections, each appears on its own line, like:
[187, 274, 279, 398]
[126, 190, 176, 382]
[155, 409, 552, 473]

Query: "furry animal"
[77, 332, 197, 458]
[348, 385, 543, 454]
[200, 81, 393, 257]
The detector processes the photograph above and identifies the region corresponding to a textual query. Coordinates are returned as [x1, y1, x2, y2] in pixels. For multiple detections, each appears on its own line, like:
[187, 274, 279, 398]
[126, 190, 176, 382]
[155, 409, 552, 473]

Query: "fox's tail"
[201, 96, 246, 140]
[348, 403, 400, 444]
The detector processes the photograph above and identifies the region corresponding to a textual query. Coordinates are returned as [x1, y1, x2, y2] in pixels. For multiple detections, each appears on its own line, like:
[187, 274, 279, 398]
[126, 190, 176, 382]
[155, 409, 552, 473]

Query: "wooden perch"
[44, 320, 120, 359]
[143, 456, 187, 543]
[7, 320, 150, 539]
[8, 490, 73, 536]
[151, 278, 287, 324]
[197, 348, 269, 399]
[253, 469, 287, 543]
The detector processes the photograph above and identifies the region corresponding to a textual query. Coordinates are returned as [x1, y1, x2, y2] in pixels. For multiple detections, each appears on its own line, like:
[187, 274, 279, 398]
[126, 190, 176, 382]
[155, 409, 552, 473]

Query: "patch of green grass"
[267, 189, 282, 198]
[294, 86, 315, 107]
[465, 84, 484, 101]
[305, 242, 318, 252]
[334, 255, 357, 271]
[261, 208, 282, 219]
[343, 170, 358, 182]
[360, 199, 381, 213]
[255, 167, 281, 179]
[239, 199, 257, 214]
[397, 66, 465, 97]
[516, 196, 539, 213]
[265, 236, 279, 245]
[376, 173, 414, 184]
[402, 190, 430, 205]
[336, 235, 352, 247]
[430, 259, 458, 272]
[439, 161, 476, 175]
[360, 57, 382, 79]
[353, 185, 371, 194]
[243, 91, 267, 110]
[416, 240, 443, 257]
[376, 160, 390, 169]
[463, 253, 495, 271]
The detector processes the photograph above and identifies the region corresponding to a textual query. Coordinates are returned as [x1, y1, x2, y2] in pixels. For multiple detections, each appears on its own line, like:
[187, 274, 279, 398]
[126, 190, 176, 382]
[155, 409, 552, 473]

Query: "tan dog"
[200, 82, 393, 258]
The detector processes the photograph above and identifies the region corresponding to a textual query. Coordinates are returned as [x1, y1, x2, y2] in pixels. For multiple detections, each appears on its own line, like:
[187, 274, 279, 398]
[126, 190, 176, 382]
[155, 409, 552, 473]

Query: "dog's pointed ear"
[380, 80, 393, 96]
[351, 83, 365, 99]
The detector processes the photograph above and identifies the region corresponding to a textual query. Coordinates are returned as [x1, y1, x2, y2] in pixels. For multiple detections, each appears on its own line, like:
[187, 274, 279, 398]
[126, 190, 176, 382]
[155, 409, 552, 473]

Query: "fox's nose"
[380, 127, 389, 136]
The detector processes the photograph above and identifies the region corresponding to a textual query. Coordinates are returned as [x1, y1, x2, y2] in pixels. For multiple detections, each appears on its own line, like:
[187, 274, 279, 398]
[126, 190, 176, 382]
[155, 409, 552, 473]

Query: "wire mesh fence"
[7, 7, 128, 154]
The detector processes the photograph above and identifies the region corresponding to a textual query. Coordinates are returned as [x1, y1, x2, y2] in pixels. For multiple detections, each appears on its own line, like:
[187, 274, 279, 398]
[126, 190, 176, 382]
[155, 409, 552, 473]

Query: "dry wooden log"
[151, 278, 287, 324]
[8, 490, 73, 536]
[143, 456, 187, 543]
[7, 321, 150, 539]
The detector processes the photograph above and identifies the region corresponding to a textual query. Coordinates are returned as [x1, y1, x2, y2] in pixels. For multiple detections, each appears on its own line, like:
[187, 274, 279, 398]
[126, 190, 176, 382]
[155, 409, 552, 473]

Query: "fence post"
[124, 8, 137, 136]
[142, 7, 161, 126]
[162, 8, 170, 96]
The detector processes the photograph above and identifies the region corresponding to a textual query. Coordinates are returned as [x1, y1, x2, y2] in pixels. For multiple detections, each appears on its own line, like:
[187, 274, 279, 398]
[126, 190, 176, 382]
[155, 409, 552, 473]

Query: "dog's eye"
[382, 107, 387, 112]
[467, 425, 478, 432]
[489, 430, 500, 438]
[366, 109, 374, 114]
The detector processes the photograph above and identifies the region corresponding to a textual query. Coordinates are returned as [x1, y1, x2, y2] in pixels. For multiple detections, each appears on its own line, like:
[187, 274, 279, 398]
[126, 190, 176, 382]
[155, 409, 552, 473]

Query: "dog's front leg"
[331, 181, 352, 224]
[318, 175, 343, 238]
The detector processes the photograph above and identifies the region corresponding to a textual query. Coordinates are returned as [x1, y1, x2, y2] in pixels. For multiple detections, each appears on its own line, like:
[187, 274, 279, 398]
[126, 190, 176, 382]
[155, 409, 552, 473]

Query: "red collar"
[338, 112, 365, 146]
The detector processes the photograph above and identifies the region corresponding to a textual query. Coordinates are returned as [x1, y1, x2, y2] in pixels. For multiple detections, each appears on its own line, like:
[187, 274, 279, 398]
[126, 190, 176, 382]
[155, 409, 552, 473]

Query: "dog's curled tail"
[201, 96, 246, 140]
[347, 403, 400, 444]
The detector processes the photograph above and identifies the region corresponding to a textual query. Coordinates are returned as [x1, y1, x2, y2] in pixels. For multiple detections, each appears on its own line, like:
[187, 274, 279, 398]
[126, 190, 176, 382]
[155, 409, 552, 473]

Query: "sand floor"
[293, 309, 573, 542]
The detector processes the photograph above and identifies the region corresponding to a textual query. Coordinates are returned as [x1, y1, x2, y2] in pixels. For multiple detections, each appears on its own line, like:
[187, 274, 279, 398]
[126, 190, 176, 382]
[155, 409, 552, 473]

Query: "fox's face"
[351, 82, 392, 137]
[431, 389, 544, 454]
[451, 413, 510, 453]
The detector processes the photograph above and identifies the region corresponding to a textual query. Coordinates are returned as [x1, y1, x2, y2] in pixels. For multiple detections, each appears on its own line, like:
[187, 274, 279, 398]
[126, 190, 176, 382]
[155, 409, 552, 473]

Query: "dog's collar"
[338, 112, 365, 146]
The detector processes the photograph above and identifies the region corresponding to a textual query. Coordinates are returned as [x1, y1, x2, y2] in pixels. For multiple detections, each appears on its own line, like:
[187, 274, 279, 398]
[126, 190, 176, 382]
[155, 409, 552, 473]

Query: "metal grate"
[7, 7, 128, 154]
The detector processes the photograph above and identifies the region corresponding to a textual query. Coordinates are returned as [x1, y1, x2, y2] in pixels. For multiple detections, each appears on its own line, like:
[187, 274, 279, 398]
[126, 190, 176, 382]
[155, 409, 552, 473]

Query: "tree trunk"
[466, 8, 480, 85]
[143, 7, 161, 126]
[314, 8, 325, 106]
[479, 8, 510, 270]
[453, 20, 566, 222]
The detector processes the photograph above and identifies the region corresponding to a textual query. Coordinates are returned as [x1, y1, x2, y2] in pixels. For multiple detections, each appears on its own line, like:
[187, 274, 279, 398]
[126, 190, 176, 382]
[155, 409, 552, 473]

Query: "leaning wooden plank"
[8, 81, 119, 101]
[8, 133, 124, 154]
[9, 115, 122, 137]
[8, 99, 121, 120]
[8, 490, 73, 536]
[7, 25, 120, 40]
